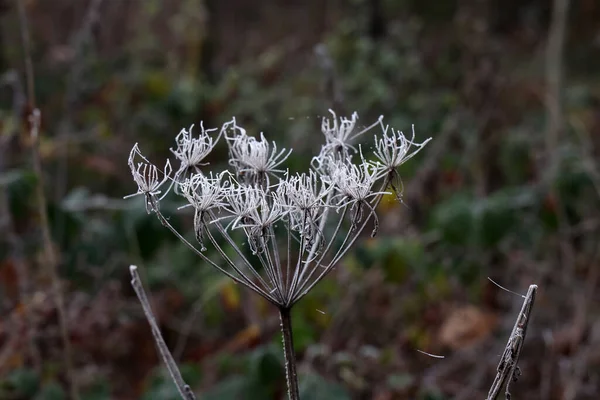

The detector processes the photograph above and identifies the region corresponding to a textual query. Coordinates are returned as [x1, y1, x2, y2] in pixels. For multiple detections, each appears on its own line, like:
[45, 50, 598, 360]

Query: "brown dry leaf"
[220, 281, 241, 312]
[438, 304, 497, 350]
[221, 323, 261, 353]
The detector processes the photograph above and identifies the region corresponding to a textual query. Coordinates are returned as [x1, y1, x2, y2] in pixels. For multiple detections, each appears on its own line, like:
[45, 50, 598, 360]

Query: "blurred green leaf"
[142, 364, 201, 400]
[386, 373, 414, 391]
[34, 382, 65, 400]
[2, 368, 40, 398]
[81, 381, 111, 400]
[0, 169, 28, 187]
[474, 186, 537, 248]
[299, 372, 350, 400]
[429, 192, 474, 245]
[203, 375, 269, 400]
[249, 344, 284, 387]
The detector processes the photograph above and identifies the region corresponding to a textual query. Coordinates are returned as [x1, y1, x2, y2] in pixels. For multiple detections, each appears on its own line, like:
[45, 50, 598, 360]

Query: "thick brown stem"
[279, 307, 300, 400]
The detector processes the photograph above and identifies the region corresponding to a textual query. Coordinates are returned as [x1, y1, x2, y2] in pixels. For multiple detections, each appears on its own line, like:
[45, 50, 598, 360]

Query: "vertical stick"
[15, 1, 79, 398]
[279, 307, 300, 400]
[130, 266, 196, 400]
[545, 0, 570, 167]
[486, 284, 537, 400]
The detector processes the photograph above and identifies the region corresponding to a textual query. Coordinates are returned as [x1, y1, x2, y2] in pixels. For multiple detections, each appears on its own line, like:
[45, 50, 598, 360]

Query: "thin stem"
[285, 218, 292, 296]
[269, 224, 285, 300]
[288, 211, 310, 304]
[202, 217, 276, 302]
[294, 191, 385, 304]
[208, 211, 275, 296]
[16, 1, 78, 398]
[291, 206, 347, 302]
[151, 201, 277, 305]
[129, 266, 196, 400]
[279, 307, 300, 400]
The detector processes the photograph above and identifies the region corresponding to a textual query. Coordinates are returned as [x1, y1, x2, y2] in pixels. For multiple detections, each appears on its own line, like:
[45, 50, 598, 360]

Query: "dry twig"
[544, 0, 570, 169]
[15, 0, 78, 398]
[129, 265, 196, 400]
[486, 284, 538, 400]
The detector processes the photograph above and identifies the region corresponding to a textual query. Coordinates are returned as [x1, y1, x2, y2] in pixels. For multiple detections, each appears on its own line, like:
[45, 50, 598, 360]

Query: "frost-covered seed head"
[171, 122, 222, 180]
[373, 124, 431, 174]
[126, 111, 429, 307]
[330, 150, 382, 206]
[320, 109, 359, 156]
[275, 171, 333, 240]
[276, 171, 332, 212]
[179, 172, 228, 213]
[222, 185, 267, 231]
[222, 185, 287, 253]
[320, 109, 383, 159]
[225, 119, 291, 186]
[125, 143, 172, 213]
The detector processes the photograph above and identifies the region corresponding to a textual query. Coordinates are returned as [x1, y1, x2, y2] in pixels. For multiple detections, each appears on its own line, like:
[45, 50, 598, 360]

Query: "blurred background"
[1, 0, 599, 399]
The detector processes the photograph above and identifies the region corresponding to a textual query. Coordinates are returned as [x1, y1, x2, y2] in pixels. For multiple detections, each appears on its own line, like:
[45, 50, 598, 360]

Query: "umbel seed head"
[125, 112, 430, 306]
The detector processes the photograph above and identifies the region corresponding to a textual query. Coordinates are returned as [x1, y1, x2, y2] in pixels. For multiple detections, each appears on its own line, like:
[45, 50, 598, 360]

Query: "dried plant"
[486, 284, 538, 400]
[126, 111, 430, 399]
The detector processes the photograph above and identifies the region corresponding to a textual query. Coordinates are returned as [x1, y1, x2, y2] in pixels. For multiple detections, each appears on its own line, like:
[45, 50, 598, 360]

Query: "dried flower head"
[330, 148, 388, 235]
[320, 109, 383, 159]
[374, 124, 431, 172]
[124, 143, 172, 213]
[127, 111, 428, 305]
[127, 110, 431, 400]
[179, 172, 229, 250]
[222, 185, 286, 254]
[373, 124, 431, 200]
[171, 122, 223, 182]
[275, 171, 333, 242]
[225, 119, 291, 186]
[179, 172, 229, 213]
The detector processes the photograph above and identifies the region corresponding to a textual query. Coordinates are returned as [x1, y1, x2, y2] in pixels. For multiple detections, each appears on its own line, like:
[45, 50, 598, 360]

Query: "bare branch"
[129, 265, 197, 400]
[16, 0, 78, 397]
[487, 284, 538, 400]
[544, 0, 570, 168]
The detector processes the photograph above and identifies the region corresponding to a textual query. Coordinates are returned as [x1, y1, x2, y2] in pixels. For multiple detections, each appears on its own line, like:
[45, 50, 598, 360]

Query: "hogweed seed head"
[126, 111, 429, 306]
[225, 119, 292, 186]
[330, 148, 384, 207]
[171, 123, 222, 170]
[179, 171, 229, 213]
[373, 124, 431, 174]
[275, 171, 334, 241]
[128, 111, 431, 400]
[124, 143, 172, 213]
[320, 109, 384, 160]
[373, 123, 431, 201]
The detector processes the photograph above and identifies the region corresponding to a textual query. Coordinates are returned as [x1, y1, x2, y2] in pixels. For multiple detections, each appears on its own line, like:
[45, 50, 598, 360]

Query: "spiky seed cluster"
[125, 111, 430, 306]
[125, 143, 172, 213]
[275, 171, 333, 244]
[179, 172, 229, 250]
[225, 119, 292, 186]
[329, 149, 387, 235]
[319, 109, 383, 160]
[373, 123, 431, 200]
[171, 123, 223, 182]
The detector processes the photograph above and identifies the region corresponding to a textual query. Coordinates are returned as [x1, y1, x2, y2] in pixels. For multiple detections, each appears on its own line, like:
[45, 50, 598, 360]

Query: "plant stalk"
[279, 306, 300, 400]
